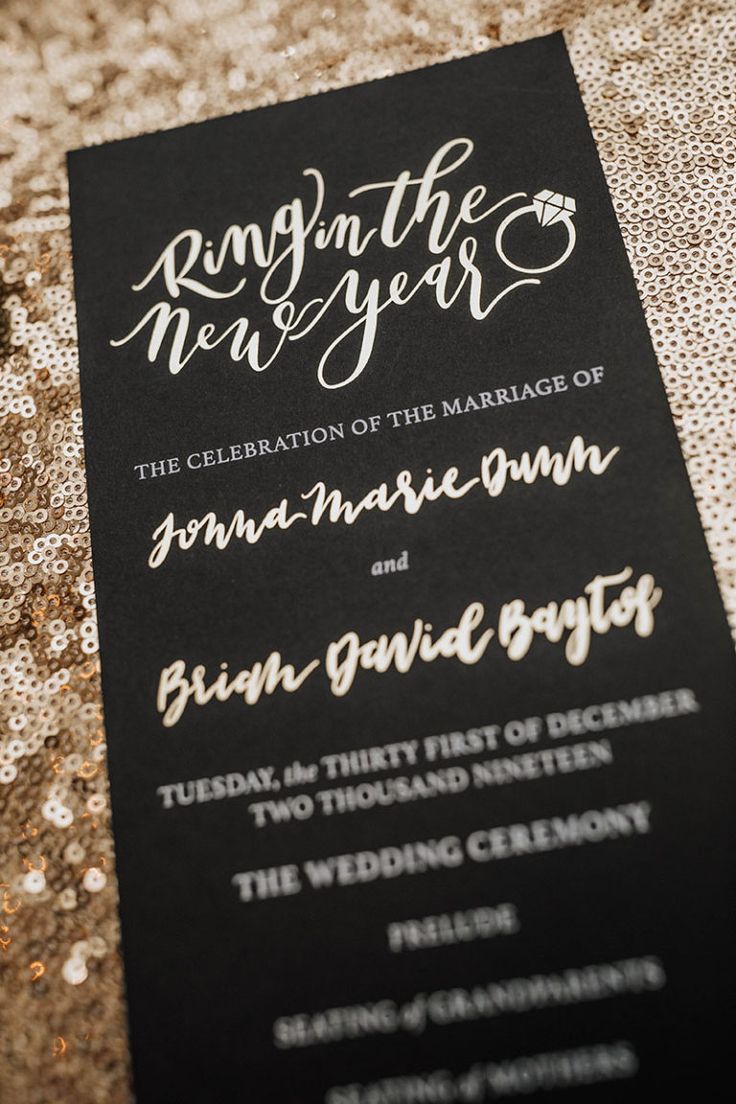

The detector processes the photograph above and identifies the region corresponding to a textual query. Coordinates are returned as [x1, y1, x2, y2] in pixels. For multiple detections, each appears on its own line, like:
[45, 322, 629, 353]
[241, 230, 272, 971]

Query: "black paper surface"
[68, 33, 736, 1102]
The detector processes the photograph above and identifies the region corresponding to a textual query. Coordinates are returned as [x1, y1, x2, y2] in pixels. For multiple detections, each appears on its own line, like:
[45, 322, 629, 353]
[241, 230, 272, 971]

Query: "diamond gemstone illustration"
[533, 190, 576, 227]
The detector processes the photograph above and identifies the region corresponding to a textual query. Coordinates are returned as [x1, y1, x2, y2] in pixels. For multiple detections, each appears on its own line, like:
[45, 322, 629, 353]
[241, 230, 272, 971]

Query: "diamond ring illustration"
[495, 190, 577, 274]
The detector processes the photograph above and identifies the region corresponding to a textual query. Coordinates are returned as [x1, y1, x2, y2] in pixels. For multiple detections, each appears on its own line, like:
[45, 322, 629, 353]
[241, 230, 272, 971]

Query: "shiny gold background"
[1, 1, 734, 1101]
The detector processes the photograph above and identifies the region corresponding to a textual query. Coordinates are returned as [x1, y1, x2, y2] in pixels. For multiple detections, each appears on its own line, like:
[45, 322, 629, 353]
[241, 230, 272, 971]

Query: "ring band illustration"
[495, 190, 577, 275]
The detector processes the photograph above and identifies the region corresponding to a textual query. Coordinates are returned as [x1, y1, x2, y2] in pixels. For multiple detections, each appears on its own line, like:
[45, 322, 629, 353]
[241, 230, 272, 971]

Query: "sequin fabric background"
[0, 0, 734, 1100]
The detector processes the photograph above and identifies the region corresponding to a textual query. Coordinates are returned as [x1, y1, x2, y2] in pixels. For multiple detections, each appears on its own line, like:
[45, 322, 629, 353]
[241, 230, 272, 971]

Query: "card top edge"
[65, 30, 568, 161]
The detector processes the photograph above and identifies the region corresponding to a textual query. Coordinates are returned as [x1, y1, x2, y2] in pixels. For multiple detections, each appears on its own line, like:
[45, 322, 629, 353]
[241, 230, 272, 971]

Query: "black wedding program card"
[68, 33, 736, 1102]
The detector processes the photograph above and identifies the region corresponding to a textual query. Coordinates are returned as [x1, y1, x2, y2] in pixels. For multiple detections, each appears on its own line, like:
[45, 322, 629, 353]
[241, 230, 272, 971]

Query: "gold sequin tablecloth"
[1, 1, 735, 1101]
